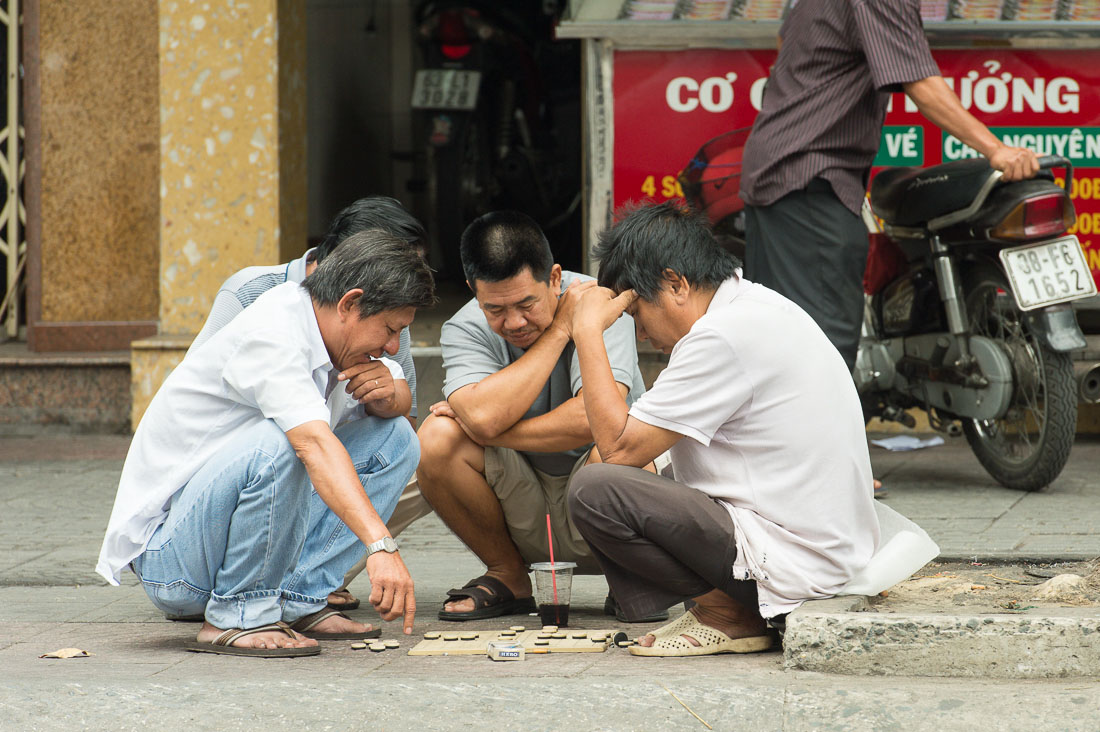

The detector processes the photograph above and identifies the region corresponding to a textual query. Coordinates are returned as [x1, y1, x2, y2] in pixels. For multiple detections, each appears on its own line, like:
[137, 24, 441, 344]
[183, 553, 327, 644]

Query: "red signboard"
[612, 48, 1100, 285]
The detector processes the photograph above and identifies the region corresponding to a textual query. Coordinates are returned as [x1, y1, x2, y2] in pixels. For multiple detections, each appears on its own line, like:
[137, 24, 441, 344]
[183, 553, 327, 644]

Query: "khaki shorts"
[485, 447, 602, 575]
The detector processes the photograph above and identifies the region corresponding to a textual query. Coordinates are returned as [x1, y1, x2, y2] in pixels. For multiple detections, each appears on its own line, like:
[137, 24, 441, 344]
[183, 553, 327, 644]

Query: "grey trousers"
[744, 179, 868, 371]
[567, 463, 758, 622]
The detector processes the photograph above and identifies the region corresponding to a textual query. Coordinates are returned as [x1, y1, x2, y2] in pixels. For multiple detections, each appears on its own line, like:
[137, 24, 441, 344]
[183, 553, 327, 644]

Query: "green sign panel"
[943, 127, 1100, 166]
[875, 126, 925, 166]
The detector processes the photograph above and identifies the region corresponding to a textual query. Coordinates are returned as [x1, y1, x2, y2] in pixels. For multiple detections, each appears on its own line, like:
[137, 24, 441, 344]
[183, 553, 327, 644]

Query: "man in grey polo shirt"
[416, 211, 662, 622]
[189, 196, 432, 610]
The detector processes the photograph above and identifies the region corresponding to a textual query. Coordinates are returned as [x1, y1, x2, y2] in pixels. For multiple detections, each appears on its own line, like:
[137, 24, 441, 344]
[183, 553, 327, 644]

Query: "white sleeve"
[629, 328, 753, 446]
[222, 333, 329, 432]
[378, 356, 405, 381]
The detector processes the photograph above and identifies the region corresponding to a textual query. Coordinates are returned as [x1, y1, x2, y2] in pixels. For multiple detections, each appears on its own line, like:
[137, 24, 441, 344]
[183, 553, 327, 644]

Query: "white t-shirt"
[95, 283, 399, 585]
[628, 275, 879, 618]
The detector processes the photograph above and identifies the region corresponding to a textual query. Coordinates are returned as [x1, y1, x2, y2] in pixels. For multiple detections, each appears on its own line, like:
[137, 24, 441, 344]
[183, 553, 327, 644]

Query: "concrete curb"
[783, 595, 1100, 678]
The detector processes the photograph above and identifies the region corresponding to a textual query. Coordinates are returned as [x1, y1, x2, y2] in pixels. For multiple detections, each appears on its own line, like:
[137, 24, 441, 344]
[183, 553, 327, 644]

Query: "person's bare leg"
[303, 613, 377, 634]
[417, 415, 531, 613]
[327, 588, 357, 607]
[637, 588, 766, 648]
[195, 622, 318, 650]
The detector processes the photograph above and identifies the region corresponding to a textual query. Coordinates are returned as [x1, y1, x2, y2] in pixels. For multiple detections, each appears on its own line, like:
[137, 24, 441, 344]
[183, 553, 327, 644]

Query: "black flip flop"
[437, 575, 537, 622]
[326, 589, 361, 611]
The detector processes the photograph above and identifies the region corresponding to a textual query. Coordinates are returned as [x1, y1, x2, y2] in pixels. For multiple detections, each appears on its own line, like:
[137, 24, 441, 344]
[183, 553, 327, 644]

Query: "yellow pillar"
[131, 0, 306, 428]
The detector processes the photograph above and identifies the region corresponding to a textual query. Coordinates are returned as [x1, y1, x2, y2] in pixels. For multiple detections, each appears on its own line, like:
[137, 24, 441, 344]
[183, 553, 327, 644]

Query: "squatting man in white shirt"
[567, 201, 880, 657]
[95, 231, 436, 657]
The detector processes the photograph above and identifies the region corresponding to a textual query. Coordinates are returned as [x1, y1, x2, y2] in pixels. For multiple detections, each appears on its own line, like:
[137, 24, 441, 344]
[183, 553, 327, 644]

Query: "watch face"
[383, 536, 398, 553]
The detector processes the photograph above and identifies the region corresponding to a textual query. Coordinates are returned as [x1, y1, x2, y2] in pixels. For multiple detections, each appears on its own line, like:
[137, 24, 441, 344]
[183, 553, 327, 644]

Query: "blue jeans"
[132, 416, 417, 630]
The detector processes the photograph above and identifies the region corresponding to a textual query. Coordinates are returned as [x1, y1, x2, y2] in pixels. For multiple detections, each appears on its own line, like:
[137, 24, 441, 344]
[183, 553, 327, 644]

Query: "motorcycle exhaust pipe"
[1074, 361, 1100, 404]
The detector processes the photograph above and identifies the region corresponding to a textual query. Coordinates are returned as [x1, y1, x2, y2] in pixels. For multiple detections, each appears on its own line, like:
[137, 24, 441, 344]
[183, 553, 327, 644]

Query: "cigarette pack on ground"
[487, 639, 525, 661]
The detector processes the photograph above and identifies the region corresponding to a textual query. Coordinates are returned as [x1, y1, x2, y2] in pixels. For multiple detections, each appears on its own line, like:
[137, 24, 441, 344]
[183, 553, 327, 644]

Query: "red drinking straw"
[546, 513, 558, 605]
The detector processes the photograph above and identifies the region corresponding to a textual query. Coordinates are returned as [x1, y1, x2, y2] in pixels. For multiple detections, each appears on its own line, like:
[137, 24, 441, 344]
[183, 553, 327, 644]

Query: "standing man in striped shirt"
[740, 0, 1038, 375]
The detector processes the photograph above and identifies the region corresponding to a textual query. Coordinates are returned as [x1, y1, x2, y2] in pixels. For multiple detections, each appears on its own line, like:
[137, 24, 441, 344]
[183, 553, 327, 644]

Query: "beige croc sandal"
[638, 610, 699, 642]
[185, 621, 321, 658]
[629, 613, 772, 657]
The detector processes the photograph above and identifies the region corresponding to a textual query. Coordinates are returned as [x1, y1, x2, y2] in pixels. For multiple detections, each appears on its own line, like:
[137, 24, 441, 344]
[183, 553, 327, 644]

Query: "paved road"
[0, 431, 1097, 731]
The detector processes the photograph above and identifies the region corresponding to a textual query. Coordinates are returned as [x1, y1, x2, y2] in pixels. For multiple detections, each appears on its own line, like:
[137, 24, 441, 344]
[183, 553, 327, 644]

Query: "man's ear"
[662, 269, 689, 300]
[549, 264, 563, 291]
[336, 289, 364, 321]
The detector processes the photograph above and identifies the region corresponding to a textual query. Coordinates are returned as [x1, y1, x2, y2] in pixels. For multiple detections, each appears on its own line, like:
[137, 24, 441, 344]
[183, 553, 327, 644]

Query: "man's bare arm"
[571, 288, 682, 466]
[286, 420, 416, 633]
[905, 76, 1039, 181]
[484, 383, 631, 453]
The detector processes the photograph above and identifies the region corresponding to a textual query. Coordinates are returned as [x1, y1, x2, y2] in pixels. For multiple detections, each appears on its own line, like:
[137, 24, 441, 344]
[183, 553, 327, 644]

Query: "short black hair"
[302, 229, 437, 317]
[312, 197, 427, 265]
[595, 201, 741, 302]
[459, 211, 553, 290]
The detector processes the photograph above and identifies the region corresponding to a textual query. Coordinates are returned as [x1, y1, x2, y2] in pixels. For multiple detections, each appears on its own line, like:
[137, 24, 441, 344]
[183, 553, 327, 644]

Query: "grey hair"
[301, 229, 437, 317]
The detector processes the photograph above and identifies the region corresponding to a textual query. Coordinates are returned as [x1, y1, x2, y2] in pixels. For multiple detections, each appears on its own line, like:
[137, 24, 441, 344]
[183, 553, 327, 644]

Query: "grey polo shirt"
[440, 270, 646, 476]
[189, 248, 419, 418]
[740, 0, 941, 215]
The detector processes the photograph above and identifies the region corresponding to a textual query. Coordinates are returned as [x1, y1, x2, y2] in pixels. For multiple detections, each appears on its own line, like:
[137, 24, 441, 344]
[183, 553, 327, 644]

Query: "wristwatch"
[364, 536, 399, 558]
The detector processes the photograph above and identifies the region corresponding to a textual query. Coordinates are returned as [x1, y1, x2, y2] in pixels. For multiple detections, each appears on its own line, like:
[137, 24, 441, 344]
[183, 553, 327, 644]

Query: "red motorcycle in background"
[683, 136, 1096, 491]
[411, 0, 581, 278]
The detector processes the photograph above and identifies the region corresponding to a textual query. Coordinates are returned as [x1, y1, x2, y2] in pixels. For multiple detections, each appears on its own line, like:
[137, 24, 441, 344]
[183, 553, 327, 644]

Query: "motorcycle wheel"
[961, 261, 1077, 491]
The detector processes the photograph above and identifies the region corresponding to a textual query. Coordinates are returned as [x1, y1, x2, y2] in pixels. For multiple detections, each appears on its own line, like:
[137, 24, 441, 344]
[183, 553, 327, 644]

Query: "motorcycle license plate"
[998, 235, 1097, 311]
[411, 70, 480, 110]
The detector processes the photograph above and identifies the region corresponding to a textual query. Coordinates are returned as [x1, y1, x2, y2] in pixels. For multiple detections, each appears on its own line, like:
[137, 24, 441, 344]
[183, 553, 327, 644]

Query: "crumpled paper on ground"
[870, 435, 945, 452]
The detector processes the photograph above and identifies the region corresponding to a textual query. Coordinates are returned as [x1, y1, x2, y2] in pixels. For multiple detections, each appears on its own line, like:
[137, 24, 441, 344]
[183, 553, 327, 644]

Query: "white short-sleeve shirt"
[629, 275, 879, 618]
[188, 248, 414, 417]
[95, 282, 374, 585]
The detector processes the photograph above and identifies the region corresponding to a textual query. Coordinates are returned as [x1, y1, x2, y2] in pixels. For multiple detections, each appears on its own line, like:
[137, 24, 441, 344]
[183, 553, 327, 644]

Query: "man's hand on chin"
[340, 360, 396, 404]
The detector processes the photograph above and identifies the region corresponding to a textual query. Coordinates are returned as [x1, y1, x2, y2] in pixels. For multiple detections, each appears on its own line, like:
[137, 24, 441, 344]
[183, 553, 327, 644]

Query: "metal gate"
[0, 0, 21, 340]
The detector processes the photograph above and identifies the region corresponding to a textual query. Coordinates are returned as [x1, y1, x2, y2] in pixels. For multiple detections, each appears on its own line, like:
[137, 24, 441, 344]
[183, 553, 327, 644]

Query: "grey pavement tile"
[1015, 535, 1100, 557]
[876, 487, 1021, 520]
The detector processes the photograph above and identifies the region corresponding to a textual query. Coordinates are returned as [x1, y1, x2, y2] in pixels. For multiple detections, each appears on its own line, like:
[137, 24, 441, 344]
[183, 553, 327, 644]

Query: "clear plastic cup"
[530, 561, 577, 627]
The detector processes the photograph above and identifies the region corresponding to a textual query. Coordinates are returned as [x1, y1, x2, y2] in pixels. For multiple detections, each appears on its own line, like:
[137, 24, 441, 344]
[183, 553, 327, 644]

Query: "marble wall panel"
[37, 0, 160, 323]
[158, 0, 306, 335]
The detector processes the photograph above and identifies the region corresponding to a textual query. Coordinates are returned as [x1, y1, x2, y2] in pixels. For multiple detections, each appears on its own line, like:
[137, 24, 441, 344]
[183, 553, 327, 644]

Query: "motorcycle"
[857, 155, 1096, 491]
[411, 0, 581, 278]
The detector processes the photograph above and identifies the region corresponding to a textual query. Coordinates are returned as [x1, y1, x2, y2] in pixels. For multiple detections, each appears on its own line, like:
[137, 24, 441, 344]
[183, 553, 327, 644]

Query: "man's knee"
[417, 414, 478, 475]
[336, 415, 418, 471]
[567, 463, 621, 527]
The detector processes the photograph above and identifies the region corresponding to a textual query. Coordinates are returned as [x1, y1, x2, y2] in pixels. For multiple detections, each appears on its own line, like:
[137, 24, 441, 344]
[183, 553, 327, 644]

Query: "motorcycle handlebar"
[1038, 154, 1073, 192]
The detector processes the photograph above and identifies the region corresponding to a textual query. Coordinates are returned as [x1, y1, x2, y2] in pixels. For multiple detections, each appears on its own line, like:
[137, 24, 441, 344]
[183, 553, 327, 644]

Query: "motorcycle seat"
[870, 159, 995, 228]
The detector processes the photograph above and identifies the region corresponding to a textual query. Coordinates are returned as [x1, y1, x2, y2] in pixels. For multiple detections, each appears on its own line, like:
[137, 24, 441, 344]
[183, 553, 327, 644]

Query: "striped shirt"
[189, 249, 419, 418]
[739, 0, 940, 215]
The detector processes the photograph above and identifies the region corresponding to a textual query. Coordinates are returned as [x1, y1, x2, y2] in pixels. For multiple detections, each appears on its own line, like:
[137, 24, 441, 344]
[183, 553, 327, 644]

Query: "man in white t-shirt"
[567, 201, 880, 657]
[95, 231, 436, 658]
